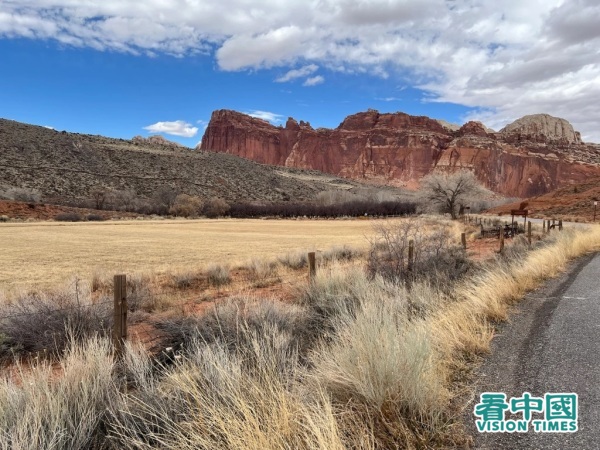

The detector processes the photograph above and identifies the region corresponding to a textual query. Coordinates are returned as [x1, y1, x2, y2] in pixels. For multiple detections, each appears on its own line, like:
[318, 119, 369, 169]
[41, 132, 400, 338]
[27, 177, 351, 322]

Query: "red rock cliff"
[199, 109, 600, 197]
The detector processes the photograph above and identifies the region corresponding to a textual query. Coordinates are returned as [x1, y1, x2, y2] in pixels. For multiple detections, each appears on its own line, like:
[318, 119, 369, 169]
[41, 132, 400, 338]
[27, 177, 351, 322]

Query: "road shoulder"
[465, 253, 597, 449]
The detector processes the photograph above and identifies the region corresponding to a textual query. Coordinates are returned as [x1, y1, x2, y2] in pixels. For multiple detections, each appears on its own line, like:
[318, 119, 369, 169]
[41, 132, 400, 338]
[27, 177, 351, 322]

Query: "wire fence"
[0, 261, 316, 357]
[1, 223, 558, 358]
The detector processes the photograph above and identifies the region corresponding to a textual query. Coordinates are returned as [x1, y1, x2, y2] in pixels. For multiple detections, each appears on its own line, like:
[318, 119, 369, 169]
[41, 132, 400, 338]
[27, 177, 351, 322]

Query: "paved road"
[469, 252, 600, 449]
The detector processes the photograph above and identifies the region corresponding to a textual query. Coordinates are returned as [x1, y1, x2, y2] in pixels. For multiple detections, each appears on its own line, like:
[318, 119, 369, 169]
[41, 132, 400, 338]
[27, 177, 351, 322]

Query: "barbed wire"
[0, 272, 304, 323]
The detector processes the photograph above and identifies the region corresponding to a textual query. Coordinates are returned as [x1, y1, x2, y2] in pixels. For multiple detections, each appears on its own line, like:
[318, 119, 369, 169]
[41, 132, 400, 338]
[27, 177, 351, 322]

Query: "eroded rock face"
[457, 121, 491, 138]
[500, 114, 582, 145]
[199, 109, 600, 197]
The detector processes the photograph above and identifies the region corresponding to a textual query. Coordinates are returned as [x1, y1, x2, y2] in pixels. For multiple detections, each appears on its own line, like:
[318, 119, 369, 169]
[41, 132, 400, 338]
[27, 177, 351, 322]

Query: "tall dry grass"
[110, 329, 351, 450]
[1, 223, 599, 448]
[430, 227, 600, 365]
[0, 335, 116, 450]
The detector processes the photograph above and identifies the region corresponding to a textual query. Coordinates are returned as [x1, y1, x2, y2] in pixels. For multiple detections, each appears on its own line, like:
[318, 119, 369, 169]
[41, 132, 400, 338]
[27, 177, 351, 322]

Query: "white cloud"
[217, 26, 306, 70]
[246, 110, 285, 124]
[143, 120, 198, 137]
[2, 0, 600, 140]
[376, 97, 401, 102]
[275, 64, 318, 82]
[303, 75, 324, 86]
[43, 125, 54, 129]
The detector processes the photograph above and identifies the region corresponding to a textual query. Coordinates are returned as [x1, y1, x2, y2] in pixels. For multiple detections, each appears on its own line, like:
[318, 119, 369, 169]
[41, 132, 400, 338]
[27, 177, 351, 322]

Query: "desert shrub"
[320, 245, 362, 263]
[124, 274, 161, 313]
[203, 197, 230, 218]
[0, 215, 9, 223]
[152, 296, 317, 361]
[91, 270, 106, 293]
[108, 328, 345, 450]
[0, 336, 117, 450]
[0, 287, 112, 360]
[0, 333, 9, 357]
[278, 250, 308, 269]
[366, 220, 473, 287]
[493, 233, 556, 268]
[295, 264, 446, 325]
[247, 258, 278, 283]
[130, 198, 153, 215]
[311, 299, 447, 414]
[170, 194, 203, 217]
[171, 270, 204, 290]
[0, 187, 42, 203]
[205, 263, 231, 287]
[86, 213, 105, 221]
[55, 212, 82, 222]
[294, 264, 450, 447]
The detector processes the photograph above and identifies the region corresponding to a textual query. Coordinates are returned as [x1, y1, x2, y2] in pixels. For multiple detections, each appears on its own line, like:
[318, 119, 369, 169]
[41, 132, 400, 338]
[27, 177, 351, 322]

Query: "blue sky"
[0, 38, 471, 147]
[1, 1, 599, 145]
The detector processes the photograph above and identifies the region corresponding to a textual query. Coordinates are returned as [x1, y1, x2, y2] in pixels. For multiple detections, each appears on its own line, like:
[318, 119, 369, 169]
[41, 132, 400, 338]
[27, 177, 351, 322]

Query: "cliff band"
[199, 109, 600, 197]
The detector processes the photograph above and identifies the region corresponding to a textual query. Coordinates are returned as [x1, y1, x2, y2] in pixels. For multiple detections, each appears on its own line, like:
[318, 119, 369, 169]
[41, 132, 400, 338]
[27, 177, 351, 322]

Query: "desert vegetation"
[1, 216, 598, 448]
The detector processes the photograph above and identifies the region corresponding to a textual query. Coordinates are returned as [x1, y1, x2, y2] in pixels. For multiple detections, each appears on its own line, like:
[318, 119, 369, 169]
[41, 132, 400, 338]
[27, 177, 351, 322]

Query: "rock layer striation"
[200, 109, 600, 197]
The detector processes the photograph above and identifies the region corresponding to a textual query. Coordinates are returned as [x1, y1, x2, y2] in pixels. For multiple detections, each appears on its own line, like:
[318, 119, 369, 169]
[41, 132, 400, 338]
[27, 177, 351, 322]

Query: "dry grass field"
[0, 218, 389, 289]
[3, 216, 600, 448]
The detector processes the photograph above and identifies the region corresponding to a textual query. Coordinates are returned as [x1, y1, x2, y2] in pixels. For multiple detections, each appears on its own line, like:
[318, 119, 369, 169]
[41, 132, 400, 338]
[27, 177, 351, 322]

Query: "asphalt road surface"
[469, 252, 600, 449]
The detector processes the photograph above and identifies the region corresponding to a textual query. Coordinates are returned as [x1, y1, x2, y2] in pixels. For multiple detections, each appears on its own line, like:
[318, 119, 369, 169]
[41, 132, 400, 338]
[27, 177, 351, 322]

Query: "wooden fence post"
[113, 274, 127, 359]
[308, 252, 316, 283]
[461, 232, 467, 250]
[408, 240, 414, 270]
[543, 220, 546, 233]
[499, 230, 505, 253]
[527, 221, 532, 248]
[559, 220, 563, 231]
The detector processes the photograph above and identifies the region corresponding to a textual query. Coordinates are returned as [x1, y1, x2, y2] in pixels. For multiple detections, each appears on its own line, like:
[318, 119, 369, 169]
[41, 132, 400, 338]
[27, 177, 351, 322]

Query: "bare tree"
[419, 170, 485, 219]
[152, 186, 178, 213]
[90, 187, 109, 210]
[112, 189, 137, 212]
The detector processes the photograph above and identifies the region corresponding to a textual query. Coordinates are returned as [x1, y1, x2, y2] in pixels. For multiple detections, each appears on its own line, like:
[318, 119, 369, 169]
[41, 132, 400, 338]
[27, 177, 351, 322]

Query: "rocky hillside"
[199, 109, 600, 197]
[0, 118, 404, 206]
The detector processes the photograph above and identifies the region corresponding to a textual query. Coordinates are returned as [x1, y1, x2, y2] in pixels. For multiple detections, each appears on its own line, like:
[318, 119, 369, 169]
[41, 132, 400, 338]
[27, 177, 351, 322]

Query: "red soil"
[0, 200, 139, 221]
